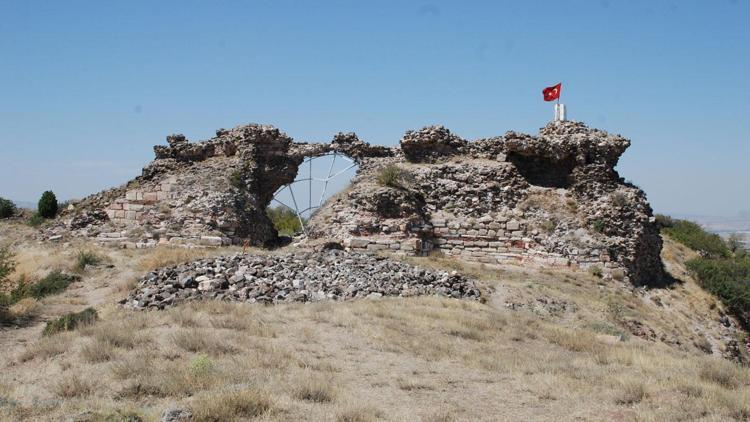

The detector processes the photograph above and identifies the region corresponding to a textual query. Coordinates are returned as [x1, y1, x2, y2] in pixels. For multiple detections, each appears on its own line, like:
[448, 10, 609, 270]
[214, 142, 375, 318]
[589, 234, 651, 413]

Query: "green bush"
[377, 164, 405, 188]
[0, 271, 77, 307]
[654, 214, 675, 229]
[43, 307, 98, 336]
[686, 257, 750, 326]
[74, 250, 101, 273]
[0, 247, 14, 284]
[662, 219, 729, 258]
[27, 271, 77, 299]
[591, 219, 606, 233]
[37, 191, 58, 218]
[0, 197, 15, 219]
[266, 206, 304, 236]
[27, 213, 44, 227]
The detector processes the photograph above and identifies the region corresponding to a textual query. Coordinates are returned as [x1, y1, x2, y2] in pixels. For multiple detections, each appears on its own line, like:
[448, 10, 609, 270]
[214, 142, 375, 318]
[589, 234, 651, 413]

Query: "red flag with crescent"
[543, 83, 562, 101]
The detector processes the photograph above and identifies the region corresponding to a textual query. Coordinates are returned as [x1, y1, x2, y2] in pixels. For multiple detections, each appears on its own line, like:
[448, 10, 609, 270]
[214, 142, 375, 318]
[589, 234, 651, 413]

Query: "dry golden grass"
[291, 371, 338, 403]
[80, 338, 117, 363]
[8, 297, 39, 321]
[53, 374, 95, 398]
[3, 225, 750, 421]
[335, 405, 383, 422]
[170, 328, 238, 355]
[190, 388, 274, 421]
[17, 333, 72, 362]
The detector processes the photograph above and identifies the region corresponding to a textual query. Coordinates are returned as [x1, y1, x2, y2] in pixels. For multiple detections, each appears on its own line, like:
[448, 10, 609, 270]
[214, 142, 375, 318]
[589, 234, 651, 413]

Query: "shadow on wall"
[507, 152, 575, 188]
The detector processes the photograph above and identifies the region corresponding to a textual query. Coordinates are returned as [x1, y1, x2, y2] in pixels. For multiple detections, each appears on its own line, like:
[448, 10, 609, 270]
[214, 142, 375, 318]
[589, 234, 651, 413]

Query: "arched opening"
[268, 153, 358, 237]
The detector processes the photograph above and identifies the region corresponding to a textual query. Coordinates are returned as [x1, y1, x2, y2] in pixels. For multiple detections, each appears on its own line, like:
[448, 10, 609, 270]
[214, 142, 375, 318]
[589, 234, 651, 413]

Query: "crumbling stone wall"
[45, 120, 665, 286]
[307, 121, 665, 286]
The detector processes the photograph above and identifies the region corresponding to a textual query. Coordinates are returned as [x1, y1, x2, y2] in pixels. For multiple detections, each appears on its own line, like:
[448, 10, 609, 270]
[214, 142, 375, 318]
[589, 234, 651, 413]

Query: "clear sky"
[0, 0, 748, 217]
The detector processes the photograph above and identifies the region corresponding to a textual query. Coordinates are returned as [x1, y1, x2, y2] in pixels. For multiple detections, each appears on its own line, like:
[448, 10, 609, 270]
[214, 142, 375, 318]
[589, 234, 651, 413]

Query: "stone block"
[143, 192, 158, 203]
[126, 211, 137, 220]
[506, 220, 520, 231]
[347, 238, 370, 248]
[367, 244, 388, 251]
[200, 236, 223, 246]
[115, 210, 125, 219]
[126, 190, 138, 201]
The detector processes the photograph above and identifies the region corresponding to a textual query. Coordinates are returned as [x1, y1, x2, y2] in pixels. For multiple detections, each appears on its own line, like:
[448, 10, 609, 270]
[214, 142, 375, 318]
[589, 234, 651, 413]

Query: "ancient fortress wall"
[44, 121, 666, 286]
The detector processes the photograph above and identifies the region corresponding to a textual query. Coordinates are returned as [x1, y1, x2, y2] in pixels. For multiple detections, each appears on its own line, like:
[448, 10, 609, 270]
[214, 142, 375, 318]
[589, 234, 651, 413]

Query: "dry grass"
[190, 388, 274, 421]
[3, 228, 750, 421]
[291, 372, 337, 403]
[17, 333, 72, 362]
[335, 405, 383, 422]
[170, 328, 238, 355]
[699, 359, 746, 388]
[614, 380, 647, 404]
[8, 297, 39, 321]
[53, 374, 95, 398]
[80, 338, 117, 363]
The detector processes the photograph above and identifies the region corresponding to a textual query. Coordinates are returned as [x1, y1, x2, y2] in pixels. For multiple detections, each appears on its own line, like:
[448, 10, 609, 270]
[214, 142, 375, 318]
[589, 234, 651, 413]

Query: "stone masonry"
[45, 120, 666, 286]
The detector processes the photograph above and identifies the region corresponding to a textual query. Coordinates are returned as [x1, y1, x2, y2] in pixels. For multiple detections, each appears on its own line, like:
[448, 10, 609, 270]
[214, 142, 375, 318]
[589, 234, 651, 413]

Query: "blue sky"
[0, 0, 748, 217]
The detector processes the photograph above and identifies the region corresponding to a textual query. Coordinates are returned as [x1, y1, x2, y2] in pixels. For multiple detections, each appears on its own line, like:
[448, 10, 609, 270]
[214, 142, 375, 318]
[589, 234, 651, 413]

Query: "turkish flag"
[543, 83, 562, 101]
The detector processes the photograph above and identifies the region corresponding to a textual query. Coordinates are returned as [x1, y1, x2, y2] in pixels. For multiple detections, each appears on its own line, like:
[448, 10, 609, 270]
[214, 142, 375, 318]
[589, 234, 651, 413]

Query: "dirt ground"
[1, 221, 749, 421]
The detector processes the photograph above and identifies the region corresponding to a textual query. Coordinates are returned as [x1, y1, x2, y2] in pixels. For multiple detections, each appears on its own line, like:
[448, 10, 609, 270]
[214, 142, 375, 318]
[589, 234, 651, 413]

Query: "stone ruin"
[46, 120, 666, 286]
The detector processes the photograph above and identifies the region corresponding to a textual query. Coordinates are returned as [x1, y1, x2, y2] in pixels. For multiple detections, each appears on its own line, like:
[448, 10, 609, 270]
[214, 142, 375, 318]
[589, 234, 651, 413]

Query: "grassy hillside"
[1, 219, 749, 421]
[659, 215, 750, 329]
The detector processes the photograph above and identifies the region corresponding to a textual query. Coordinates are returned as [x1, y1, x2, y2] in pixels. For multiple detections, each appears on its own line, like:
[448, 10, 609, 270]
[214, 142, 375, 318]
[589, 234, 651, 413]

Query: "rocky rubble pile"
[122, 250, 481, 309]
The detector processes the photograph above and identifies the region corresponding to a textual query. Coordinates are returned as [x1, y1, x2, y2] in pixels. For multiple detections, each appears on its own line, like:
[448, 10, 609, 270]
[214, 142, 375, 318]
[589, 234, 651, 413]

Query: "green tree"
[0, 197, 15, 219]
[0, 247, 15, 284]
[37, 191, 58, 218]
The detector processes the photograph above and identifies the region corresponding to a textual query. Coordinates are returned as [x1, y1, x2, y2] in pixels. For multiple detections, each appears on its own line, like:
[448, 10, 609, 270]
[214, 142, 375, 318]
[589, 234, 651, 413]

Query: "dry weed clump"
[17, 333, 73, 362]
[170, 328, 238, 355]
[614, 380, 647, 404]
[291, 371, 338, 403]
[190, 388, 274, 422]
[80, 338, 117, 363]
[699, 359, 745, 388]
[335, 405, 383, 422]
[53, 374, 95, 398]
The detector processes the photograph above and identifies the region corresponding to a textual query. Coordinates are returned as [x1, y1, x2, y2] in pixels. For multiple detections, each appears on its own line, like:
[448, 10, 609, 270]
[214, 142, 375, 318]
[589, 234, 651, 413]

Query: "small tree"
[0, 197, 15, 219]
[0, 247, 15, 284]
[38, 191, 58, 218]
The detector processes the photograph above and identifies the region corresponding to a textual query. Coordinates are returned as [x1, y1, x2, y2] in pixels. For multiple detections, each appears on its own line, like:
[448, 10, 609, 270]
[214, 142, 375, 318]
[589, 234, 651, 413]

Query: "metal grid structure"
[271, 152, 357, 235]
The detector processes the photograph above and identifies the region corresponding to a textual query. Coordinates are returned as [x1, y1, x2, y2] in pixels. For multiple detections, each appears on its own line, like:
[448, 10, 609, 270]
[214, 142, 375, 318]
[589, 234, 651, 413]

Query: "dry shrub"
[191, 388, 273, 421]
[614, 380, 646, 405]
[17, 333, 72, 362]
[699, 359, 744, 388]
[543, 327, 600, 353]
[115, 356, 221, 398]
[292, 372, 337, 403]
[170, 328, 237, 355]
[396, 378, 434, 391]
[170, 306, 202, 328]
[53, 374, 94, 398]
[93, 323, 150, 350]
[110, 352, 155, 380]
[8, 297, 39, 321]
[336, 405, 383, 422]
[80, 339, 117, 363]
